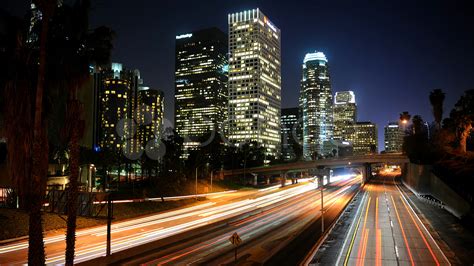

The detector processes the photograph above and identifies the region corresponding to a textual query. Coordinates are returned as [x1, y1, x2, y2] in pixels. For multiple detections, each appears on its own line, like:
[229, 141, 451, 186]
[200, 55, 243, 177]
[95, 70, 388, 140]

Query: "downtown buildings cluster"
[87, 8, 405, 165]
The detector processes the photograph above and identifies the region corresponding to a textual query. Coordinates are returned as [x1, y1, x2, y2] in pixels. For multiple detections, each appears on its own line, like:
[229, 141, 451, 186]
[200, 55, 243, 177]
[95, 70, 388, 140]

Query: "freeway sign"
[229, 232, 242, 246]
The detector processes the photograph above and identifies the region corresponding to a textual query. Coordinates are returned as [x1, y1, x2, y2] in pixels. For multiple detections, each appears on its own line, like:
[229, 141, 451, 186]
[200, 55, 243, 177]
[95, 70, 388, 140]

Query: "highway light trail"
[339, 174, 450, 265]
[391, 194, 414, 266]
[140, 177, 359, 265]
[0, 176, 358, 265]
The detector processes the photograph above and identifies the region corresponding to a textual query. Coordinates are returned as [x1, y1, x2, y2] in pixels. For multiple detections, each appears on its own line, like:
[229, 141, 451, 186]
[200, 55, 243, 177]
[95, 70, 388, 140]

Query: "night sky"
[4, 0, 474, 151]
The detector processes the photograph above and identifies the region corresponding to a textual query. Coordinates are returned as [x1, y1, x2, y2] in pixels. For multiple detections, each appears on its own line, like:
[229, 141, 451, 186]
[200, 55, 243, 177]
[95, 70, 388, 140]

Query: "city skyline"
[5, 1, 473, 152]
[1, 1, 474, 265]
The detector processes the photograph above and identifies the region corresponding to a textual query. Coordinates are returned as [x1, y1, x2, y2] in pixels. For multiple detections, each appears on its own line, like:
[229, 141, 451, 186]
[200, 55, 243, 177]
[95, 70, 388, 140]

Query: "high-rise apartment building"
[299, 51, 333, 159]
[384, 122, 403, 153]
[334, 91, 357, 140]
[174, 28, 228, 155]
[228, 8, 282, 159]
[281, 107, 301, 161]
[347, 122, 378, 155]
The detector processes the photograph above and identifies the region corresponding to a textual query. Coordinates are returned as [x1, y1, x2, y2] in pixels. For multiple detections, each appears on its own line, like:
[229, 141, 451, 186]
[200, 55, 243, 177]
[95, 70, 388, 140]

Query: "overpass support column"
[362, 163, 372, 184]
[251, 173, 258, 186]
[281, 171, 288, 187]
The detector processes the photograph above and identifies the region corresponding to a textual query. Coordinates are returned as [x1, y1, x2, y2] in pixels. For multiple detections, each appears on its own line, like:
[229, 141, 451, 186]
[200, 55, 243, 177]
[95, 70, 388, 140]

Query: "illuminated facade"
[384, 122, 403, 153]
[95, 63, 142, 152]
[299, 51, 333, 159]
[346, 122, 378, 155]
[281, 108, 301, 161]
[137, 87, 164, 150]
[174, 28, 228, 156]
[228, 9, 282, 159]
[334, 91, 357, 140]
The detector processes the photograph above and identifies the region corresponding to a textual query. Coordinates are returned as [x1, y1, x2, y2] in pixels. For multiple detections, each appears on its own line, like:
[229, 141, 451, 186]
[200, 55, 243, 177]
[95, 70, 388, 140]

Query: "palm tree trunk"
[27, 186, 46, 265]
[29, 1, 54, 263]
[65, 115, 80, 265]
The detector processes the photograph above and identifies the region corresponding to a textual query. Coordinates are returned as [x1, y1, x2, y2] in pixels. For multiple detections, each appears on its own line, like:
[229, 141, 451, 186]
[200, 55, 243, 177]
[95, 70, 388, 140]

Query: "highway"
[336, 172, 450, 266]
[121, 175, 360, 265]
[0, 176, 359, 265]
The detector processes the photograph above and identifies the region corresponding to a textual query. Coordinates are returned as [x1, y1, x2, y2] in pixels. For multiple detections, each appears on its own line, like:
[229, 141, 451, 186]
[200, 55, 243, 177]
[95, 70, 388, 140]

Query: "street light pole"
[321, 176, 324, 233]
[210, 171, 213, 193]
[106, 193, 113, 256]
[195, 167, 198, 200]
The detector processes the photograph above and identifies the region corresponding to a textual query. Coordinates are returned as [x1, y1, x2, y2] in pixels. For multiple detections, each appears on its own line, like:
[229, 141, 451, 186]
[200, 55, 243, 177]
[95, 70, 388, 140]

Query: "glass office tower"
[299, 51, 333, 159]
[227, 9, 282, 160]
[334, 91, 357, 140]
[174, 28, 228, 157]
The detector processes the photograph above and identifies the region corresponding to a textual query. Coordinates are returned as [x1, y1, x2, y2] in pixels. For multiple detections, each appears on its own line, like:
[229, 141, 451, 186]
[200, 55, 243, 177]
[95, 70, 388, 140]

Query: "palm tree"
[2, 7, 51, 264]
[41, 1, 114, 263]
[30, 1, 56, 264]
[412, 115, 424, 136]
[399, 111, 411, 125]
[429, 89, 445, 130]
[399, 111, 411, 135]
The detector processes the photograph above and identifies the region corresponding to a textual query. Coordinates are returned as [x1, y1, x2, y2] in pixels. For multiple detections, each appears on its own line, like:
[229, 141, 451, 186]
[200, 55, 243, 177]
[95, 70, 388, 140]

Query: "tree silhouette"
[429, 89, 445, 130]
[39, 0, 115, 263]
[449, 90, 474, 153]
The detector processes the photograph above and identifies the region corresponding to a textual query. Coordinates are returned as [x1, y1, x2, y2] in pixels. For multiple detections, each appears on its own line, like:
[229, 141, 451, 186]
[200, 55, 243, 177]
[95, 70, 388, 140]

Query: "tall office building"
[94, 63, 142, 153]
[137, 87, 165, 149]
[299, 51, 333, 159]
[281, 108, 301, 161]
[334, 91, 357, 140]
[384, 122, 403, 153]
[174, 28, 228, 156]
[347, 122, 378, 155]
[228, 9, 282, 159]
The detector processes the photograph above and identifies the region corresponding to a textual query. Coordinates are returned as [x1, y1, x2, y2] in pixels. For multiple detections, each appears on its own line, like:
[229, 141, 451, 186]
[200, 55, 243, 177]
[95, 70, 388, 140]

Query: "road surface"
[336, 173, 450, 265]
[120, 175, 360, 265]
[0, 176, 356, 265]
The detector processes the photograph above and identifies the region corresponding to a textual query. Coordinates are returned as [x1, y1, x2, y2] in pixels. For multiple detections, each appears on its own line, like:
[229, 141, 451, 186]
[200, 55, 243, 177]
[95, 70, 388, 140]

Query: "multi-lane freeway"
[0, 175, 360, 265]
[336, 173, 450, 265]
[123, 175, 360, 265]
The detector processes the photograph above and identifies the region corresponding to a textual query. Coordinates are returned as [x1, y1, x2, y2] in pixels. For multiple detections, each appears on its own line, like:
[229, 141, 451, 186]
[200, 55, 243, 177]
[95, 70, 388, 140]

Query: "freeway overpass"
[219, 153, 409, 184]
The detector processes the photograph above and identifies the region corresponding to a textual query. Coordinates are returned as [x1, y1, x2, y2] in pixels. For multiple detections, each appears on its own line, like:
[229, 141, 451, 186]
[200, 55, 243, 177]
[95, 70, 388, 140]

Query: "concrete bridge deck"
[220, 154, 409, 177]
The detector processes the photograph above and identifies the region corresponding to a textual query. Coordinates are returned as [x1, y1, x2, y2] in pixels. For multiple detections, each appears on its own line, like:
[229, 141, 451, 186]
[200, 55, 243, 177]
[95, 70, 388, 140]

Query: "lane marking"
[359, 229, 369, 266]
[355, 196, 372, 266]
[399, 195, 440, 266]
[375, 197, 382, 266]
[391, 195, 415, 266]
[395, 180, 451, 266]
[336, 192, 366, 266]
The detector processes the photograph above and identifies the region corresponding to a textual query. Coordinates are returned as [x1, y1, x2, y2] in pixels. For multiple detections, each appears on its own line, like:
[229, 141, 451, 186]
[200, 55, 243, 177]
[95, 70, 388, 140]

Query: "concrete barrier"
[401, 163, 470, 218]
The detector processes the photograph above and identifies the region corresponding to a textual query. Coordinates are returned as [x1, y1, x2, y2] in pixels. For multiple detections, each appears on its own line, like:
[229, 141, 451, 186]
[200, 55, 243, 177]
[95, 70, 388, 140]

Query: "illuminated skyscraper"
[347, 122, 378, 155]
[174, 28, 228, 156]
[299, 51, 333, 159]
[281, 108, 301, 161]
[334, 91, 357, 140]
[384, 122, 403, 153]
[228, 9, 282, 159]
[95, 63, 142, 152]
[137, 87, 164, 151]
